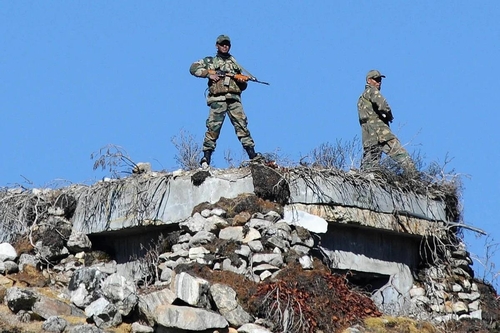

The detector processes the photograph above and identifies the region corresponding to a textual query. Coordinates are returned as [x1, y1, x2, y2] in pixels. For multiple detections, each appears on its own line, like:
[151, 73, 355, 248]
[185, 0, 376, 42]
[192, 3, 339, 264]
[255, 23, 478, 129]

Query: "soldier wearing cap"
[189, 34, 261, 168]
[357, 70, 416, 173]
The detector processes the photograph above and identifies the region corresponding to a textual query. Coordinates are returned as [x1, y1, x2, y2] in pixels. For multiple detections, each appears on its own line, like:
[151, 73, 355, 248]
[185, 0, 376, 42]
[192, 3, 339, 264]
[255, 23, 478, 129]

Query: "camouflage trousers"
[361, 137, 416, 172]
[202, 100, 255, 152]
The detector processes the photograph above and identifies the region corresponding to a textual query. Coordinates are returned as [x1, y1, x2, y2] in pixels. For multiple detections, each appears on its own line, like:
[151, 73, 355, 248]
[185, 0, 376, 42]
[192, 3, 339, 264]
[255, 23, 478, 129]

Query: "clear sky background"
[1, 2, 499, 286]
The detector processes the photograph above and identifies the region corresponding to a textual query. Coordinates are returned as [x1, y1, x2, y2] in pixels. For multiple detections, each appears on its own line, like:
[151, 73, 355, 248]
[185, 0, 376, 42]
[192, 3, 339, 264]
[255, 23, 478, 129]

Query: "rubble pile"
[0, 195, 383, 333]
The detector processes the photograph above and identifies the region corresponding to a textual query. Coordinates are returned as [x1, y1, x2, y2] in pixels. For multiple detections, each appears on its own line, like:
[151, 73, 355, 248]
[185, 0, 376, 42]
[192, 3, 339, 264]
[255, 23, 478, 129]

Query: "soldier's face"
[216, 42, 231, 54]
[368, 77, 382, 90]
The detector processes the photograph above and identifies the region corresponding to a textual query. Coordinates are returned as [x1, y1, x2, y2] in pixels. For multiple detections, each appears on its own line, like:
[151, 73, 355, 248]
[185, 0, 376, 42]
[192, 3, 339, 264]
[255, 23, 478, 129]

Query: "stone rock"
[171, 243, 189, 252]
[469, 309, 482, 320]
[219, 226, 245, 241]
[85, 297, 122, 329]
[427, 266, 446, 279]
[101, 273, 138, 316]
[154, 304, 228, 331]
[247, 218, 274, 231]
[451, 301, 468, 315]
[253, 264, 279, 274]
[211, 208, 227, 217]
[172, 272, 211, 309]
[210, 283, 254, 326]
[233, 211, 252, 226]
[0, 260, 18, 274]
[161, 249, 189, 261]
[451, 267, 472, 278]
[248, 240, 264, 252]
[189, 246, 210, 260]
[42, 316, 68, 333]
[409, 286, 425, 297]
[18, 253, 38, 272]
[180, 213, 213, 233]
[69, 267, 107, 308]
[462, 278, 471, 290]
[266, 236, 289, 250]
[160, 267, 173, 283]
[219, 226, 261, 243]
[67, 231, 92, 253]
[411, 295, 430, 305]
[238, 323, 273, 333]
[201, 209, 211, 218]
[291, 227, 314, 247]
[16, 310, 31, 322]
[207, 215, 230, 228]
[137, 287, 175, 325]
[468, 300, 480, 311]
[70, 284, 91, 309]
[263, 211, 282, 222]
[343, 325, 364, 333]
[259, 270, 272, 281]
[32, 296, 73, 319]
[243, 228, 262, 243]
[69, 267, 107, 292]
[434, 314, 459, 323]
[222, 258, 248, 275]
[0, 275, 14, 289]
[299, 255, 313, 269]
[6, 287, 39, 313]
[67, 323, 105, 333]
[252, 253, 283, 267]
[283, 208, 328, 233]
[93, 261, 118, 275]
[189, 231, 217, 247]
[235, 245, 252, 258]
[458, 291, 480, 301]
[0, 242, 17, 262]
[291, 244, 310, 255]
[131, 322, 154, 333]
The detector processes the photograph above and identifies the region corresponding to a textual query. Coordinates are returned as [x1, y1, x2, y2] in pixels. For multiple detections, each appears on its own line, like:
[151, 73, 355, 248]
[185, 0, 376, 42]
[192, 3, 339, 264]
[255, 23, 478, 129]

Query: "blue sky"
[1, 2, 499, 286]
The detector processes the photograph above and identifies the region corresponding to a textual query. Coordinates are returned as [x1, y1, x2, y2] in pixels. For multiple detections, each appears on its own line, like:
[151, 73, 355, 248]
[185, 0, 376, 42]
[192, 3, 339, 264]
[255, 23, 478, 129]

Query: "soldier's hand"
[208, 74, 220, 82]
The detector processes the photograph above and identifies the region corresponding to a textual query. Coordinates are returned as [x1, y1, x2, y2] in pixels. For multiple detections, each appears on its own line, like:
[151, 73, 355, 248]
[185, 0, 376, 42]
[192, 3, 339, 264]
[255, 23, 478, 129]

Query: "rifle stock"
[208, 70, 269, 85]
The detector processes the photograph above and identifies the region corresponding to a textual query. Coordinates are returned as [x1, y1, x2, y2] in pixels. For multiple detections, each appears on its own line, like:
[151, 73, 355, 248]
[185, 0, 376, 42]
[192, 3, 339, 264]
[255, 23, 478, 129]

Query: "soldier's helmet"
[366, 70, 386, 81]
[216, 35, 231, 45]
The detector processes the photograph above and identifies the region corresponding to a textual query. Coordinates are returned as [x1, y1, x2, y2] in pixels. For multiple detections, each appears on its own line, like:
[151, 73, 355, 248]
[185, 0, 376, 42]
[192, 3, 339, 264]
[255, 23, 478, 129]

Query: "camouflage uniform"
[357, 71, 415, 172]
[190, 42, 255, 154]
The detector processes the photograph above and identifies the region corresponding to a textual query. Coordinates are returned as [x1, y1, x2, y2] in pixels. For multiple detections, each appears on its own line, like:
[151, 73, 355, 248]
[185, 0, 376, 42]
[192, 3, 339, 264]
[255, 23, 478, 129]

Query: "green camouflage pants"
[361, 137, 415, 172]
[202, 100, 255, 152]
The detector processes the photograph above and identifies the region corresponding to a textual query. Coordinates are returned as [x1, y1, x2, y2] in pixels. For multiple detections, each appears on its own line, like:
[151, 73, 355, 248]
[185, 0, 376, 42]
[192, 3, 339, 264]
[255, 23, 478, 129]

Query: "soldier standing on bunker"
[190, 35, 262, 168]
[357, 70, 416, 173]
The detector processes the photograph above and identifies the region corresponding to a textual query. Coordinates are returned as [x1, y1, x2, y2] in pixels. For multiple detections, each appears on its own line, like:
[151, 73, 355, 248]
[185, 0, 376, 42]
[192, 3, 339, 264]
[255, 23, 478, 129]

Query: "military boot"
[200, 150, 212, 168]
[245, 146, 263, 161]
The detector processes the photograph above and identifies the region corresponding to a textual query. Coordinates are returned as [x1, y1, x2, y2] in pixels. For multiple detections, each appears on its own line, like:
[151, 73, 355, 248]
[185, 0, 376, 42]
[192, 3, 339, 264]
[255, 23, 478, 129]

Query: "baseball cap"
[216, 35, 231, 44]
[366, 70, 386, 80]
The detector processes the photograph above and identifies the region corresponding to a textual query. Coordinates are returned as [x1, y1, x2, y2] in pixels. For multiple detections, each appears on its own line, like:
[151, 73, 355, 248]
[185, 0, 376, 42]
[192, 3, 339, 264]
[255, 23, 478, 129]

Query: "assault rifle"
[208, 70, 270, 85]
[378, 110, 394, 126]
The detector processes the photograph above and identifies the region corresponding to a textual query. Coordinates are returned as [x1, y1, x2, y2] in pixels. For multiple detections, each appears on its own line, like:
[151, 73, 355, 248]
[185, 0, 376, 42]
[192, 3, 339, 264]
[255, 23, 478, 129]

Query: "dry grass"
[361, 316, 438, 333]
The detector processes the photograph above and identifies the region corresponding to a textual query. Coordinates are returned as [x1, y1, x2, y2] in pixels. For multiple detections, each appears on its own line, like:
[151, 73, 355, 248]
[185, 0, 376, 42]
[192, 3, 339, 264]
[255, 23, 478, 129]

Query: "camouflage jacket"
[357, 84, 396, 147]
[190, 54, 248, 104]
